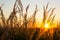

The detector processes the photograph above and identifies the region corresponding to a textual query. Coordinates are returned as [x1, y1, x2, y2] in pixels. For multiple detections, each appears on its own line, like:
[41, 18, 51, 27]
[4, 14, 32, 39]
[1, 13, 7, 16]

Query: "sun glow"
[44, 23, 50, 29]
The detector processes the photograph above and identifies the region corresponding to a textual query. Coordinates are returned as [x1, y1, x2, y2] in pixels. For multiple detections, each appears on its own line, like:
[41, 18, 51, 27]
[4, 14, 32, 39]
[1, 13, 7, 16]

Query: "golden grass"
[0, 0, 60, 40]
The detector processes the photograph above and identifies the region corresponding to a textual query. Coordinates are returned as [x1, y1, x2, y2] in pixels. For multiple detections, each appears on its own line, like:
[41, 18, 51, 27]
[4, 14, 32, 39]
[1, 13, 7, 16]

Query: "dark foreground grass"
[0, 26, 60, 40]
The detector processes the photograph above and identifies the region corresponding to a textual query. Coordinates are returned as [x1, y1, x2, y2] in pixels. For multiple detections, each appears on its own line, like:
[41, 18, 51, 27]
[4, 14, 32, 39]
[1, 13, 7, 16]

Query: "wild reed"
[0, 4, 5, 27]
[24, 4, 30, 28]
[32, 5, 38, 27]
[0, 0, 60, 40]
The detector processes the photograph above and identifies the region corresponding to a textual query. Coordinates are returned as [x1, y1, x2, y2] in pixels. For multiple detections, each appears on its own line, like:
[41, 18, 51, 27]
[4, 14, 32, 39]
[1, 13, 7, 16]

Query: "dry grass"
[0, 0, 60, 40]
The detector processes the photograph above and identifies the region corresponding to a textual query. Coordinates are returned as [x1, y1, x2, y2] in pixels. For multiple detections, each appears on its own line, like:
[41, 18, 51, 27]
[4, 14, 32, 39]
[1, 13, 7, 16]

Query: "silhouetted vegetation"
[0, 0, 60, 40]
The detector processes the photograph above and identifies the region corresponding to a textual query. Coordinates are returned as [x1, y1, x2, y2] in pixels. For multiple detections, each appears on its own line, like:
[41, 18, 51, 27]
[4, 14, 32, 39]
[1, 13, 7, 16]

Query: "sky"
[0, 0, 60, 22]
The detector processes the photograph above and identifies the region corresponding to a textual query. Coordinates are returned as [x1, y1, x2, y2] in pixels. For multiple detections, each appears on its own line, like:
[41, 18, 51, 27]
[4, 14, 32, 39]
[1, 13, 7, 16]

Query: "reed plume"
[0, 4, 5, 26]
[24, 4, 30, 28]
[7, 0, 17, 27]
[32, 5, 38, 27]
[48, 8, 55, 20]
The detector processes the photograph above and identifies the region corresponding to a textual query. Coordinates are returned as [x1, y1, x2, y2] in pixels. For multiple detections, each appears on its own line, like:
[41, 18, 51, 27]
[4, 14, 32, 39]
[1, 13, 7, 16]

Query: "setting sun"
[0, 0, 60, 40]
[44, 23, 50, 29]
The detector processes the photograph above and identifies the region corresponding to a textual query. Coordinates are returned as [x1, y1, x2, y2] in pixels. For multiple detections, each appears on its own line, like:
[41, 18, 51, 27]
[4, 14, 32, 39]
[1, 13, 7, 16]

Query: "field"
[0, 27, 60, 40]
[0, 0, 60, 40]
